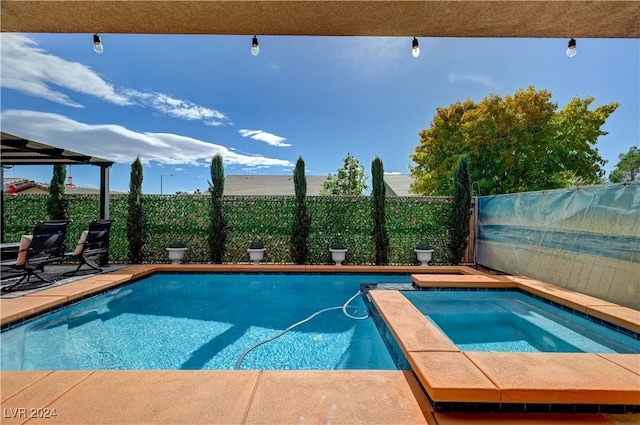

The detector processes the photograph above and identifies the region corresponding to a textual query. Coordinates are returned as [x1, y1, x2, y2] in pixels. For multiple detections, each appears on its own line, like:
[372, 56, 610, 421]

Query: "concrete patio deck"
[1, 264, 638, 424]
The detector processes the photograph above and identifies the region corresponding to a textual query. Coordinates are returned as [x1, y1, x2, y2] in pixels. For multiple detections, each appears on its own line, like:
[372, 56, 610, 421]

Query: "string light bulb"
[251, 36, 259, 56]
[93, 34, 104, 54]
[412, 37, 420, 58]
[566, 38, 577, 57]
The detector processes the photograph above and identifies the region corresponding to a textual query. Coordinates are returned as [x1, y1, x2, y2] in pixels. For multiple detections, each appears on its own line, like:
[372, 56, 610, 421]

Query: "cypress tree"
[47, 164, 68, 220]
[449, 155, 472, 264]
[208, 154, 228, 263]
[291, 156, 311, 264]
[372, 157, 389, 265]
[127, 156, 145, 264]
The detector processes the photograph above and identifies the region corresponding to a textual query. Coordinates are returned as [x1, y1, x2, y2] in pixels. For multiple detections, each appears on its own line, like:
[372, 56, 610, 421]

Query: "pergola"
[0, 132, 113, 242]
[1, 1, 639, 38]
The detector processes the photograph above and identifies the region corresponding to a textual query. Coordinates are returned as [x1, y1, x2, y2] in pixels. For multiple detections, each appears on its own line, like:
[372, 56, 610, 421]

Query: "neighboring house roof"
[224, 175, 327, 196]
[3, 178, 126, 195]
[3, 174, 417, 197]
[384, 174, 418, 197]
[212, 175, 420, 197]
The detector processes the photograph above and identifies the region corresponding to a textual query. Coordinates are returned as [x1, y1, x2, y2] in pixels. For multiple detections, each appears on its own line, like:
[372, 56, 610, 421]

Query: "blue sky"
[1, 33, 638, 194]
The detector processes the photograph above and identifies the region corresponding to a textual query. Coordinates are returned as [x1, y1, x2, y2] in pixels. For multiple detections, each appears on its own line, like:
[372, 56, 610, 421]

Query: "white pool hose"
[234, 290, 370, 369]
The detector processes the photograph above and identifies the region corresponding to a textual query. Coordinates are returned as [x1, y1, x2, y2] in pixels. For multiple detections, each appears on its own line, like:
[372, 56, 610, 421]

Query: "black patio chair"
[64, 219, 114, 276]
[1, 220, 71, 293]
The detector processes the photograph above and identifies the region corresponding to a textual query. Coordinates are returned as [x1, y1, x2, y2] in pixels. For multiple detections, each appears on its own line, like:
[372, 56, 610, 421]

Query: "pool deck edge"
[371, 276, 640, 408]
[1, 265, 639, 424]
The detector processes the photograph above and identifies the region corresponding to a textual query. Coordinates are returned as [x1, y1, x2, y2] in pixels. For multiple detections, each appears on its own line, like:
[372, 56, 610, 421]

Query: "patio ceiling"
[1, 1, 639, 38]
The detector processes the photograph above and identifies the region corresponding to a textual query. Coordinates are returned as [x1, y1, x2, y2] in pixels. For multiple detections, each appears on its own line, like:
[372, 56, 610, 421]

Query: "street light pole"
[160, 173, 173, 195]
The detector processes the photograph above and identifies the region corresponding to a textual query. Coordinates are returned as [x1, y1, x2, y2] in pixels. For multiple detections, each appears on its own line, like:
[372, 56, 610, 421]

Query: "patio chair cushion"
[72, 230, 89, 255]
[16, 235, 33, 266]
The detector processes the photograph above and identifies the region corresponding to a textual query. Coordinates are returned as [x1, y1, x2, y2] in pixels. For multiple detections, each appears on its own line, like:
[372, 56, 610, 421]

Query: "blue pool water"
[403, 291, 639, 354]
[1, 273, 411, 370]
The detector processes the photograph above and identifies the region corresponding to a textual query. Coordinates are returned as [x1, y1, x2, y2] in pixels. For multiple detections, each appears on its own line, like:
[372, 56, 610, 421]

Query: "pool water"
[403, 291, 639, 354]
[1, 273, 410, 370]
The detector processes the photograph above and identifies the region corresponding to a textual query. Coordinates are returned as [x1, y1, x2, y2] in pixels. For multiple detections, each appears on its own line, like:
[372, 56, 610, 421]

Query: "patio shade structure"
[0, 131, 114, 242]
[1, 1, 639, 38]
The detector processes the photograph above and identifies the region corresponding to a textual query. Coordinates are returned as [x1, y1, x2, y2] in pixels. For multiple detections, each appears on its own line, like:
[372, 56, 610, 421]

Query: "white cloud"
[238, 129, 291, 147]
[448, 71, 497, 89]
[1, 110, 293, 169]
[268, 62, 280, 71]
[0, 33, 131, 107]
[122, 90, 228, 126]
[1, 34, 229, 126]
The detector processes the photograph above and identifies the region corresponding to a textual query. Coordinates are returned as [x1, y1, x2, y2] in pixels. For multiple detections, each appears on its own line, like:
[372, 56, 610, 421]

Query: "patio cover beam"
[1, 1, 639, 39]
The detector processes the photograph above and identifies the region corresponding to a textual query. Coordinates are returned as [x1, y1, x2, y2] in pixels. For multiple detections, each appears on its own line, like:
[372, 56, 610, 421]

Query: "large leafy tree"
[47, 164, 68, 220]
[291, 156, 311, 264]
[127, 156, 145, 264]
[320, 153, 368, 196]
[410, 86, 618, 195]
[208, 154, 228, 264]
[609, 147, 640, 183]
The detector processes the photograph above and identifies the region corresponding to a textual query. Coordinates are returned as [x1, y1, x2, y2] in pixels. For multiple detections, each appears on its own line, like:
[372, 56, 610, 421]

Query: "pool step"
[20, 322, 81, 369]
[67, 316, 124, 369]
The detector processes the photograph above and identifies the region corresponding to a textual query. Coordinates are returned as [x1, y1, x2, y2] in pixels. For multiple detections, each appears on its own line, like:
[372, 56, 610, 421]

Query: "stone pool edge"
[369, 274, 640, 412]
[1, 264, 638, 424]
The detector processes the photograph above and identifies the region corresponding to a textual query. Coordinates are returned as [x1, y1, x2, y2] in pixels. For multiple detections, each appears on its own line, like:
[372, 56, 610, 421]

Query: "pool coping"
[1, 264, 639, 424]
[368, 274, 640, 412]
[0, 264, 483, 327]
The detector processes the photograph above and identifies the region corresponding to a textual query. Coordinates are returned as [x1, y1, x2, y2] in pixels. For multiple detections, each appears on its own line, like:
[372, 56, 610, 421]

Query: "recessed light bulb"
[93, 34, 104, 54]
[412, 38, 420, 58]
[251, 36, 259, 56]
[566, 38, 577, 58]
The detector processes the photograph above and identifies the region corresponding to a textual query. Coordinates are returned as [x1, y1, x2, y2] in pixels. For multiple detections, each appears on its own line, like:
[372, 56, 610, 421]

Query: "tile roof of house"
[224, 175, 327, 196]
[383, 174, 417, 196]
[3, 178, 126, 195]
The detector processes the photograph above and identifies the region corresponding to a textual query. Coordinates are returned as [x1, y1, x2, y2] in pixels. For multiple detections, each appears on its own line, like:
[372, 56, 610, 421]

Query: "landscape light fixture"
[251, 36, 260, 56]
[93, 33, 104, 54]
[566, 38, 577, 57]
[412, 37, 420, 58]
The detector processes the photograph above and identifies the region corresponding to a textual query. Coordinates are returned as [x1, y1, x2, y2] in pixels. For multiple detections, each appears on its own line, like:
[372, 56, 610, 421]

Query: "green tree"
[410, 86, 619, 195]
[291, 157, 311, 264]
[448, 156, 472, 264]
[609, 147, 640, 183]
[320, 153, 368, 196]
[47, 164, 68, 220]
[371, 157, 389, 265]
[208, 154, 228, 263]
[127, 156, 145, 264]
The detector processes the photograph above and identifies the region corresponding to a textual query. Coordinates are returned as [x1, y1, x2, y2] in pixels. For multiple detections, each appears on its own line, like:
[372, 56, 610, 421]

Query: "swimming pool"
[1, 273, 411, 370]
[403, 290, 640, 353]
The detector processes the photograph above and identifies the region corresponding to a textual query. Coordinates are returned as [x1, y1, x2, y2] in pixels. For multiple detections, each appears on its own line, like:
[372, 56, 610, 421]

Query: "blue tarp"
[476, 182, 640, 309]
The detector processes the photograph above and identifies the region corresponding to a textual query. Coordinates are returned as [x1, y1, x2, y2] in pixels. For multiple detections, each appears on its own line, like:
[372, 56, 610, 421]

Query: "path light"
[251, 36, 259, 56]
[93, 34, 104, 54]
[412, 37, 420, 58]
[566, 38, 577, 57]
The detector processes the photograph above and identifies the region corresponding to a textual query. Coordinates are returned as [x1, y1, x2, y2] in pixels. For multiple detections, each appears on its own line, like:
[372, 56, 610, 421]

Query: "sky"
[1, 33, 638, 194]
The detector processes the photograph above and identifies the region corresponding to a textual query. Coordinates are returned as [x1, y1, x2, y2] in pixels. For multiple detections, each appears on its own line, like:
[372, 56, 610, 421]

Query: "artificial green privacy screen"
[3, 195, 456, 265]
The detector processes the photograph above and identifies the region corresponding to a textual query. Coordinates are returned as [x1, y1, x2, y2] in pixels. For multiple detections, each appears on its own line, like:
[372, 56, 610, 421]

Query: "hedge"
[2, 194, 454, 265]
